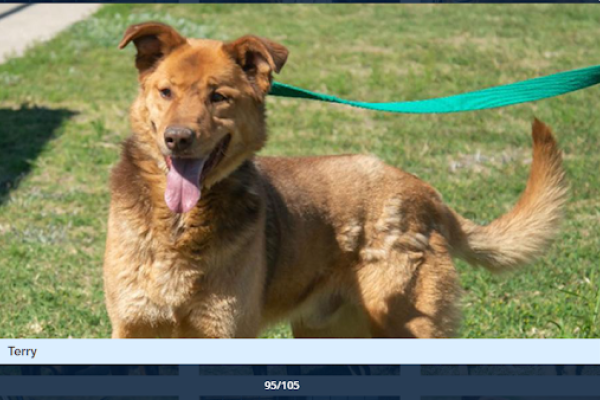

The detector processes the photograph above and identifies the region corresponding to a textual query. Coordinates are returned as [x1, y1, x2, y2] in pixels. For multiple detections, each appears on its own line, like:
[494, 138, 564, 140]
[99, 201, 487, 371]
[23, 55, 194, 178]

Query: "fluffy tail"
[449, 118, 568, 272]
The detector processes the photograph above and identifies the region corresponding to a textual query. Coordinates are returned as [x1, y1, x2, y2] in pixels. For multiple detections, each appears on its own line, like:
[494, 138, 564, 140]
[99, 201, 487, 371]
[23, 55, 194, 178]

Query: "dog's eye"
[159, 88, 172, 100]
[210, 92, 228, 103]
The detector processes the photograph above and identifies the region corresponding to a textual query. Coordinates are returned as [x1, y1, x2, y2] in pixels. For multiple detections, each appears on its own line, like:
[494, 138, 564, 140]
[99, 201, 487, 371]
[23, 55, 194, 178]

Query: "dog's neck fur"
[110, 132, 264, 258]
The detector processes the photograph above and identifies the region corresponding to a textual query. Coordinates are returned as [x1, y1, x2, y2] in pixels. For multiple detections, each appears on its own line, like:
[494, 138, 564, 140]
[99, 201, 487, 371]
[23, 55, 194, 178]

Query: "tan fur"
[104, 22, 567, 338]
[451, 119, 568, 271]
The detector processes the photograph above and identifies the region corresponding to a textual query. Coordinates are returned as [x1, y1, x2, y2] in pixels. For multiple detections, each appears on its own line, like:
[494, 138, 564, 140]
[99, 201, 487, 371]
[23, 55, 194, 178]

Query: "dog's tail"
[447, 118, 567, 273]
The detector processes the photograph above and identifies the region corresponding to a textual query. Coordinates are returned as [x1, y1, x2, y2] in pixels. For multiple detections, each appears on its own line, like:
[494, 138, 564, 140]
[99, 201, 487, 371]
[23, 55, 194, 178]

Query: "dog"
[103, 21, 567, 338]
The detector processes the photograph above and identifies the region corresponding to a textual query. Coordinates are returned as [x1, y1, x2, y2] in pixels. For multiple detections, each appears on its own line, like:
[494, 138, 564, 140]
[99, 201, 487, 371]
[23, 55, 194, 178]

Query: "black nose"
[164, 126, 195, 152]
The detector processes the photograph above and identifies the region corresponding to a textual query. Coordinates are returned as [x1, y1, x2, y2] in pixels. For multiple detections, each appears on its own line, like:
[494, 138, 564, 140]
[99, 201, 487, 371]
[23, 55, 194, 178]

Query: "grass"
[0, 4, 598, 338]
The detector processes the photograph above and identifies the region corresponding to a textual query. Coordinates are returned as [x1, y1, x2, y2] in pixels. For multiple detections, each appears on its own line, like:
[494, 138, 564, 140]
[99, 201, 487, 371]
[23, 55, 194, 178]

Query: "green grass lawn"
[0, 4, 599, 338]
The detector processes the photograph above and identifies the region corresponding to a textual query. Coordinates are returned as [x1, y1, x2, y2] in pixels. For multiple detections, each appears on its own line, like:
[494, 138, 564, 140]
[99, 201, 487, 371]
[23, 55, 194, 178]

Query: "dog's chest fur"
[105, 139, 264, 325]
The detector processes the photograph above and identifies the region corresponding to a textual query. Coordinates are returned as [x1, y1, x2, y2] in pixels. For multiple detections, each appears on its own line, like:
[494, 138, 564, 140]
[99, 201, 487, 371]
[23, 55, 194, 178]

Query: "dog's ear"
[119, 22, 187, 77]
[223, 35, 288, 96]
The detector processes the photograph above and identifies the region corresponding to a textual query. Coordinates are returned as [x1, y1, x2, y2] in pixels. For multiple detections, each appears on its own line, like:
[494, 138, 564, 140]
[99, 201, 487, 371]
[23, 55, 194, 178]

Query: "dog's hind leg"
[358, 232, 460, 338]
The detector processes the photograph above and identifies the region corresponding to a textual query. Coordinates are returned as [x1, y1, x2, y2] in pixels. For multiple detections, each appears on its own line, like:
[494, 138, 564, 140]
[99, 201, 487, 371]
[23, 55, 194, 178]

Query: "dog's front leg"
[182, 296, 254, 338]
[183, 245, 267, 338]
[110, 321, 172, 338]
[182, 285, 263, 338]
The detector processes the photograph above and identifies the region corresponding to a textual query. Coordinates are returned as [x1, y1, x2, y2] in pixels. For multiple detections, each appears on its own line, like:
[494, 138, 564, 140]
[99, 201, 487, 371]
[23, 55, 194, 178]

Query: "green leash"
[269, 64, 600, 113]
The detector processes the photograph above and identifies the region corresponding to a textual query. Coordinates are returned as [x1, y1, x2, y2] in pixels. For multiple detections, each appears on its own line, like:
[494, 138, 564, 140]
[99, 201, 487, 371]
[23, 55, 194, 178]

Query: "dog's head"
[119, 22, 288, 213]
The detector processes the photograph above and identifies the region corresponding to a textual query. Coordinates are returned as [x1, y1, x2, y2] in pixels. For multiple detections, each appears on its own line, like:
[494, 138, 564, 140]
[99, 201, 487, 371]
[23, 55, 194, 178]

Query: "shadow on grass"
[0, 106, 76, 204]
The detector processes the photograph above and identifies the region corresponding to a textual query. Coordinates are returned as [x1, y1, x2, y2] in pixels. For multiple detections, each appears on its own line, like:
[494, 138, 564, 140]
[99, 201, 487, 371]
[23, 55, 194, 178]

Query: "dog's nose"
[164, 126, 195, 152]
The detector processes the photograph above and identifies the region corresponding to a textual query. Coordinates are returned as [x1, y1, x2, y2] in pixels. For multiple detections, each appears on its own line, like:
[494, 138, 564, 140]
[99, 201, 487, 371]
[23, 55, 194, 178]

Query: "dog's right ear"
[119, 22, 187, 77]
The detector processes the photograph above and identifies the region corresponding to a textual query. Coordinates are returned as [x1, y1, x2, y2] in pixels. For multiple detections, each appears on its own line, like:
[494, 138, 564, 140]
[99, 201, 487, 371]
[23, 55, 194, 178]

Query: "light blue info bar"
[1, 339, 600, 365]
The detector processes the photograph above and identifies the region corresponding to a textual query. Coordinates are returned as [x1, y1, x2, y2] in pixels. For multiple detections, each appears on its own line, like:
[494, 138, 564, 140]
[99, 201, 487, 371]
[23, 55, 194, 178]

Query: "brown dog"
[103, 22, 567, 338]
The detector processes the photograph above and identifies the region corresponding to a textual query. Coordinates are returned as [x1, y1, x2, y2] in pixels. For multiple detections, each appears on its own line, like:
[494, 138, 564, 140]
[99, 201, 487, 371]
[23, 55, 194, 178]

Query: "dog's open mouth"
[164, 134, 231, 214]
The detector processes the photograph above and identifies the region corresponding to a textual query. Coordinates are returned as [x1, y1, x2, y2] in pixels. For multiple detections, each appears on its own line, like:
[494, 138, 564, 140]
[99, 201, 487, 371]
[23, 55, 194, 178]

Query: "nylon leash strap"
[269, 64, 600, 114]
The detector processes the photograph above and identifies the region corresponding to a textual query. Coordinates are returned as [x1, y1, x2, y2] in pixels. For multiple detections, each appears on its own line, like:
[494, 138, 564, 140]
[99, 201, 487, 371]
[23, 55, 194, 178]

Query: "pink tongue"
[165, 158, 206, 213]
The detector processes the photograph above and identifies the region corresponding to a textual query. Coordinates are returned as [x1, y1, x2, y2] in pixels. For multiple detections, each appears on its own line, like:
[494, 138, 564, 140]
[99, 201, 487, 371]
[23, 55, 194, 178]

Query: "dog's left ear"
[119, 22, 187, 78]
[223, 35, 288, 96]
